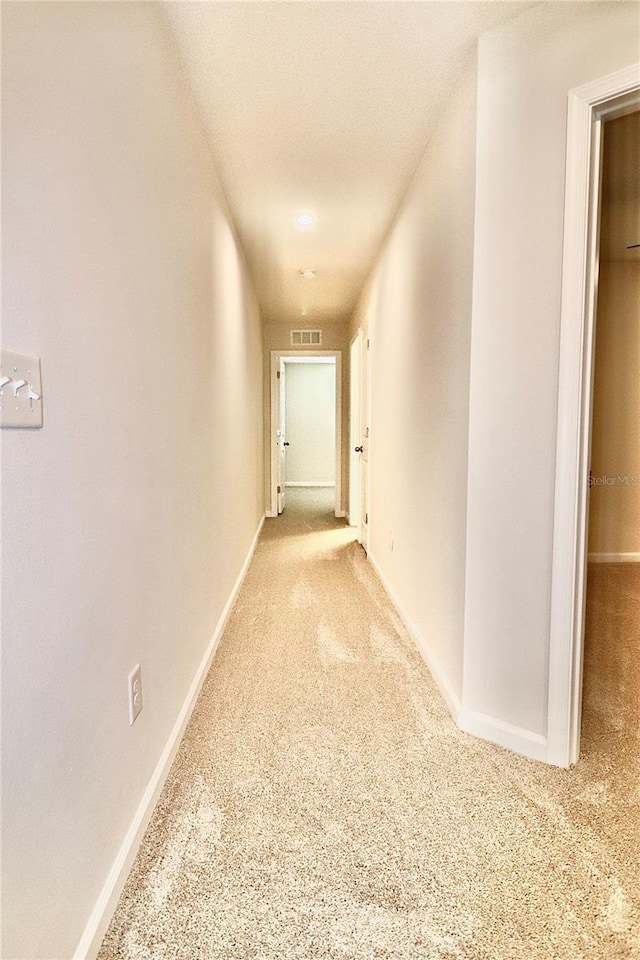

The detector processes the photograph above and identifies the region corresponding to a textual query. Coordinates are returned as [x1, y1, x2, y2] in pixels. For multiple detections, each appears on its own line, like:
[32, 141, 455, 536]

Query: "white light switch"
[0, 350, 43, 428]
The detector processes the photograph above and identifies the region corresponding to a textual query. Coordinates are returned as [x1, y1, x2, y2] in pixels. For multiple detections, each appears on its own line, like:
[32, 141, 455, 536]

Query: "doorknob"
[354, 445, 363, 453]
[284, 441, 290, 447]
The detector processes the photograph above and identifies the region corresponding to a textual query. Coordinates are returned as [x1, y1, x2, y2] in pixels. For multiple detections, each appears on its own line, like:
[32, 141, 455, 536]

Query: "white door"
[360, 334, 371, 550]
[277, 358, 287, 514]
[349, 333, 362, 528]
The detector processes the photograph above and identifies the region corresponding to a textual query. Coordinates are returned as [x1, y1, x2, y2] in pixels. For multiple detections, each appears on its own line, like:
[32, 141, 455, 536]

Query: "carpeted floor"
[98, 489, 639, 960]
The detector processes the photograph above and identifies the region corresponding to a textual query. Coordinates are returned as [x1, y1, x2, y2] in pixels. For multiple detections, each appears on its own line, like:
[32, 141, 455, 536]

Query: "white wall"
[350, 57, 477, 708]
[284, 362, 335, 484]
[1, 4, 263, 958]
[463, 2, 640, 742]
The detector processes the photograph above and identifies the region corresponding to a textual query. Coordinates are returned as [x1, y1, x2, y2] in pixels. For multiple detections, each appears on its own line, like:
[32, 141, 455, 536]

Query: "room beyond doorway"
[268, 351, 343, 519]
[581, 109, 640, 769]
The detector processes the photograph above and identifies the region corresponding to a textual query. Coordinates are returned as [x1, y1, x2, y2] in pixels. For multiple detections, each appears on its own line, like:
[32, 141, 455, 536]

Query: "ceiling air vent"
[291, 329, 322, 347]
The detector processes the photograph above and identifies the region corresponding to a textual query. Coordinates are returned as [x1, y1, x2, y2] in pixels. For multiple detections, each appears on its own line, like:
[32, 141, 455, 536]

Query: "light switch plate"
[0, 350, 43, 428]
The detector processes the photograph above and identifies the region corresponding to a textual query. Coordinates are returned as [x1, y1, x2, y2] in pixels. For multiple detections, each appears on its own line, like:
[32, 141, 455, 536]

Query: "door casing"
[348, 332, 362, 530]
[276, 357, 287, 514]
[548, 64, 640, 767]
[359, 331, 372, 553]
[347, 328, 371, 549]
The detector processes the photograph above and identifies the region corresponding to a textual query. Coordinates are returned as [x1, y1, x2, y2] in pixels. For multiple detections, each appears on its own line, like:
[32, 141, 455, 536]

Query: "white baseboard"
[74, 515, 265, 960]
[336, 509, 347, 519]
[458, 707, 547, 763]
[285, 481, 336, 488]
[587, 551, 640, 563]
[367, 550, 461, 721]
[265, 510, 278, 518]
[366, 552, 547, 763]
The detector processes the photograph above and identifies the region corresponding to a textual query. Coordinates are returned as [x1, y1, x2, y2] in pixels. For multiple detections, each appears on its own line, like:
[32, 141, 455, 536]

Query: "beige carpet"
[99, 489, 640, 959]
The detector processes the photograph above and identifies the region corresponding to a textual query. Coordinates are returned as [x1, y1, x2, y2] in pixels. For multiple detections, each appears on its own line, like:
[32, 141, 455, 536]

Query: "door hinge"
[276, 370, 281, 379]
[367, 338, 370, 350]
[277, 485, 281, 494]
[365, 512, 369, 524]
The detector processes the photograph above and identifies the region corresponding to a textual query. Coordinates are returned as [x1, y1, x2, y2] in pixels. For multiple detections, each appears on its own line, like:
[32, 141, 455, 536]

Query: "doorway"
[582, 109, 640, 759]
[548, 65, 640, 767]
[269, 351, 342, 518]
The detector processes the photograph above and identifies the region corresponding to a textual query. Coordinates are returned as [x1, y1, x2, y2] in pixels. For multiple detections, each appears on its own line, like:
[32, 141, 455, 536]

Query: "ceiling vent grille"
[291, 329, 322, 346]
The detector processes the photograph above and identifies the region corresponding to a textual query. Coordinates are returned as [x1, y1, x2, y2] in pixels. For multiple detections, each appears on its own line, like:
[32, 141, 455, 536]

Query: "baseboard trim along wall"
[285, 481, 336, 487]
[367, 550, 462, 721]
[587, 551, 640, 562]
[458, 708, 548, 763]
[74, 515, 266, 960]
[366, 551, 550, 762]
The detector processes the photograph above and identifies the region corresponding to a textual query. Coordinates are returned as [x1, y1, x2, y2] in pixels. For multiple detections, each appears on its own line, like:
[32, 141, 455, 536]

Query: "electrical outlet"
[128, 664, 143, 725]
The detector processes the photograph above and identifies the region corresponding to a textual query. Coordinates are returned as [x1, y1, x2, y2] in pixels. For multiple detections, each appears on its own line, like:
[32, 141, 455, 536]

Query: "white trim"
[285, 481, 336, 488]
[459, 708, 547, 763]
[360, 327, 372, 553]
[367, 549, 547, 761]
[269, 350, 343, 518]
[74, 516, 265, 960]
[282, 355, 332, 364]
[367, 549, 461, 721]
[349, 329, 363, 535]
[587, 552, 640, 563]
[548, 64, 640, 768]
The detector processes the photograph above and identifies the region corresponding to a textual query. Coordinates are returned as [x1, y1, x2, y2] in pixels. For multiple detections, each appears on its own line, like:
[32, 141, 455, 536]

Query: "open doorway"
[582, 109, 640, 761]
[549, 65, 640, 767]
[269, 351, 342, 518]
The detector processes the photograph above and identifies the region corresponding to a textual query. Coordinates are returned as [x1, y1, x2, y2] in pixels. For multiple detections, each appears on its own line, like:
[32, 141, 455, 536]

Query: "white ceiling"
[162, 1, 534, 325]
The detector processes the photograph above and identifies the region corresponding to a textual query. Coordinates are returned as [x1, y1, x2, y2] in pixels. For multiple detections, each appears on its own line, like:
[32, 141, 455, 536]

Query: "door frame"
[348, 331, 362, 528]
[547, 64, 640, 768]
[360, 329, 372, 554]
[268, 350, 343, 518]
[276, 356, 287, 514]
[347, 326, 371, 549]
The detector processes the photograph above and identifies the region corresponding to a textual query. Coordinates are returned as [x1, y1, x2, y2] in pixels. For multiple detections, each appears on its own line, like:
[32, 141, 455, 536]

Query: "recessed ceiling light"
[295, 213, 316, 227]
[299, 269, 317, 279]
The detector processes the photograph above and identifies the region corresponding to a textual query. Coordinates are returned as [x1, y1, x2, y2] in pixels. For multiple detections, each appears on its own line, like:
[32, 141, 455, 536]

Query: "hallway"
[3, 4, 640, 957]
[98, 491, 639, 960]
